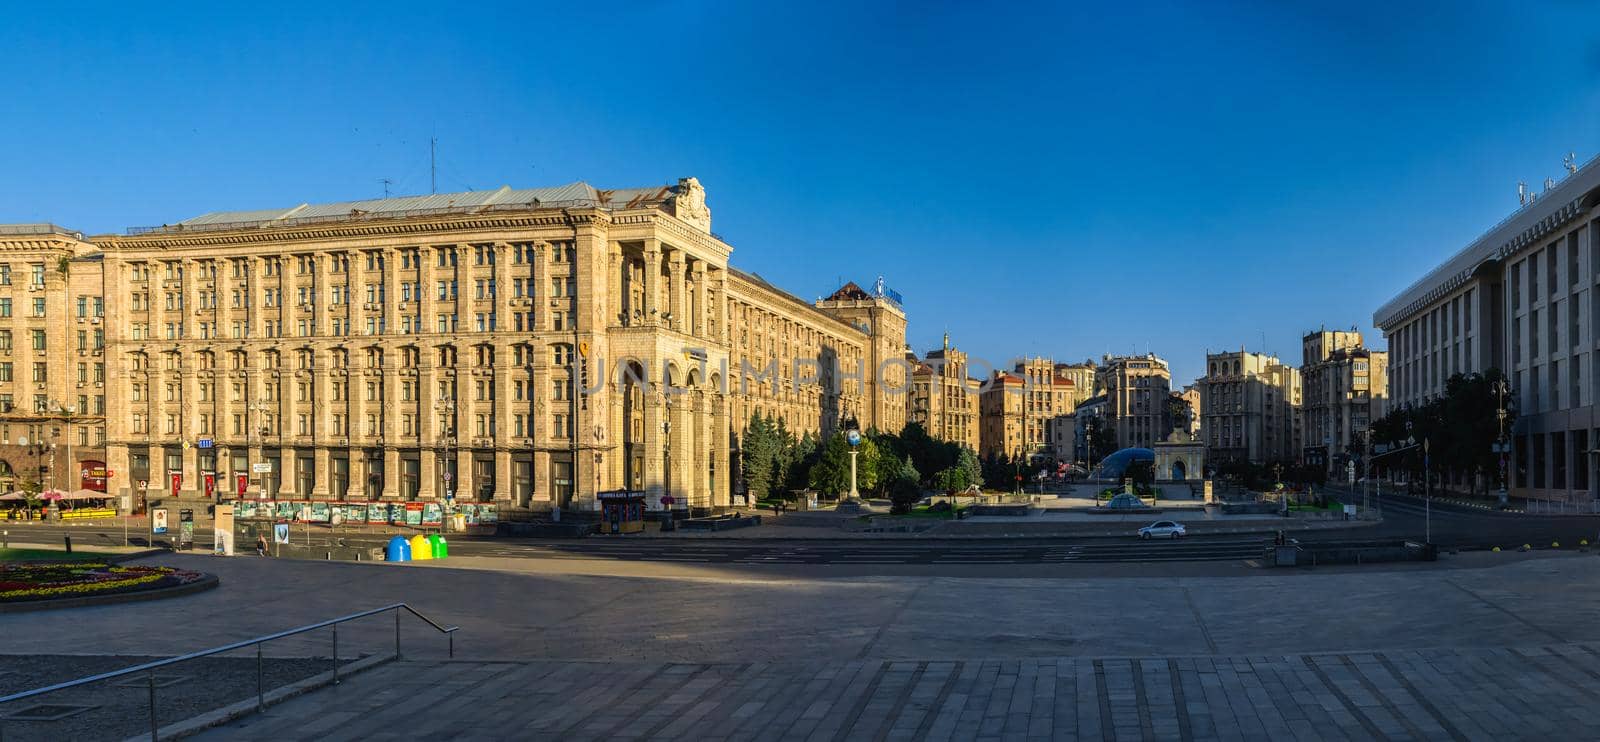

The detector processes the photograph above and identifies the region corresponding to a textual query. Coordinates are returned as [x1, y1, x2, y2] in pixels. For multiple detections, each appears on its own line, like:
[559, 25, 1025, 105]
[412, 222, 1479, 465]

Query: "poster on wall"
[274, 501, 297, 520]
[458, 504, 477, 525]
[403, 502, 424, 526]
[309, 502, 331, 523]
[366, 503, 389, 524]
[337, 504, 366, 523]
[388, 503, 405, 524]
[421, 502, 443, 526]
[236, 501, 259, 519]
[478, 504, 498, 523]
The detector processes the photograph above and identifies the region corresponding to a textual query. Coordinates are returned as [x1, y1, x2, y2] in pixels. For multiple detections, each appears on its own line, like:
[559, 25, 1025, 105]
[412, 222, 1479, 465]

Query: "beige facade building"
[906, 334, 979, 449]
[979, 372, 1025, 459]
[1301, 329, 1388, 476]
[1096, 354, 1172, 449]
[0, 225, 109, 494]
[1197, 350, 1301, 464]
[1053, 361, 1096, 406]
[978, 358, 1081, 460]
[11, 178, 911, 514]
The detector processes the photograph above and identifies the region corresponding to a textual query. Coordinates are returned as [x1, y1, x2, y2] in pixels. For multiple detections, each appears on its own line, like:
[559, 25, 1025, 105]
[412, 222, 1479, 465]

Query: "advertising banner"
[309, 502, 331, 523]
[151, 508, 168, 534]
[366, 502, 390, 524]
[203, 473, 216, 499]
[80, 460, 109, 492]
[421, 502, 443, 526]
[403, 502, 424, 526]
[237, 473, 249, 497]
[170, 472, 182, 497]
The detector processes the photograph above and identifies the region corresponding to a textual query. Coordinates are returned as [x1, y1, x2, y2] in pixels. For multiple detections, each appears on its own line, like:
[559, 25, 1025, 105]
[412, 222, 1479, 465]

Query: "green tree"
[809, 431, 880, 496]
[955, 447, 983, 491]
[740, 412, 779, 501]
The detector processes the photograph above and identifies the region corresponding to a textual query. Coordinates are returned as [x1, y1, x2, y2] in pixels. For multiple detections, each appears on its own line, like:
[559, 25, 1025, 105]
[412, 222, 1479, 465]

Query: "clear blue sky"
[4, 1, 1598, 385]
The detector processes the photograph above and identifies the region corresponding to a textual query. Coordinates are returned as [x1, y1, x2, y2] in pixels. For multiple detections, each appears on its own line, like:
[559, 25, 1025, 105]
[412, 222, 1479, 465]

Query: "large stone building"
[1375, 154, 1600, 502]
[1300, 329, 1388, 476]
[1196, 350, 1301, 464]
[1095, 354, 1172, 449]
[7, 178, 912, 514]
[0, 225, 109, 495]
[906, 334, 979, 449]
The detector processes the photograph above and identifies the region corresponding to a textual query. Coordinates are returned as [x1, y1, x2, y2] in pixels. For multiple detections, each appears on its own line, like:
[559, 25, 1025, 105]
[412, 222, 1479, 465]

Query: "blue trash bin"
[385, 535, 412, 562]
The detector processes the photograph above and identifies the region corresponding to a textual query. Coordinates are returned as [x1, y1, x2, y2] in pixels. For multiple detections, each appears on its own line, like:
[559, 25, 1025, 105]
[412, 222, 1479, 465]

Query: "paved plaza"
[198, 644, 1600, 741]
[3, 552, 1599, 739]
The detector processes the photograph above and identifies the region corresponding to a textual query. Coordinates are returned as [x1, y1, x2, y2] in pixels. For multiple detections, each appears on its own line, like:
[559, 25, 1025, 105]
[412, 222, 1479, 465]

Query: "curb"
[0, 573, 219, 614]
[118, 652, 395, 742]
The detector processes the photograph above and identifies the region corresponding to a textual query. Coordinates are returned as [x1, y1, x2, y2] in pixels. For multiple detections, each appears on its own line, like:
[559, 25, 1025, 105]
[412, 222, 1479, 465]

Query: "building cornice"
[1375, 155, 1600, 330]
[93, 207, 617, 252]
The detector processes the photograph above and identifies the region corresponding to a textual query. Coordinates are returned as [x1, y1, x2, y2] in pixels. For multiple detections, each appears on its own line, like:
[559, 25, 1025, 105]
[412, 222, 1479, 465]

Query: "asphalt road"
[11, 491, 1600, 565]
[1319, 485, 1600, 548]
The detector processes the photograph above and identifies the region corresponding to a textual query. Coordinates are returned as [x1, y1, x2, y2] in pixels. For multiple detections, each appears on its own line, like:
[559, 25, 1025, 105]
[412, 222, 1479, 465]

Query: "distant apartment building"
[906, 334, 979, 450]
[1073, 394, 1109, 464]
[1053, 361, 1097, 406]
[1095, 354, 1171, 449]
[1197, 350, 1301, 464]
[0, 225, 109, 495]
[979, 371, 1026, 459]
[1301, 329, 1388, 476]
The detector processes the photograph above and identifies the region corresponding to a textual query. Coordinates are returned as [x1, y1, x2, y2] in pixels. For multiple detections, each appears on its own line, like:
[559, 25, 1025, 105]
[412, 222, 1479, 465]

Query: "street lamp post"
[1493, 379, 1509, 508]
[1424, 437, 1432, 544]
[435, 399, 456, 533]
[846, 427, 862, 498]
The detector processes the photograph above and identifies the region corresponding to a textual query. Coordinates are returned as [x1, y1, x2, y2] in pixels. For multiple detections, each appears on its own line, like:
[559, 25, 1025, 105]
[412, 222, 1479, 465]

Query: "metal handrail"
[0, 603, 457, 741]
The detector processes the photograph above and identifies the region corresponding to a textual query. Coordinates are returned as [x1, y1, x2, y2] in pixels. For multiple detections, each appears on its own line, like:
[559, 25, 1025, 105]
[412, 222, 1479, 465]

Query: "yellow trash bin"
[409, 534, 433, 560]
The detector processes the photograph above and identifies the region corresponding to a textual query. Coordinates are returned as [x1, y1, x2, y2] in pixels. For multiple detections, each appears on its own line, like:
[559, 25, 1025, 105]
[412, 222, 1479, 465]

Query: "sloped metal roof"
[157, 181, 679, 233]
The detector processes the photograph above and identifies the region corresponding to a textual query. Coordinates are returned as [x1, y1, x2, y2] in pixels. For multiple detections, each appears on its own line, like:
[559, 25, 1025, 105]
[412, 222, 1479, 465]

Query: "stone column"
[712, 391, 730, 508]
[382, 343, 402, 498]
[643, 241, 662, 326]
[418, 354, 437, 500]
[181, 361, 199, 496]
[645, 395, 664, 508]
[667, 251, 686, 332]
[494, 340, 513, 502]
[349, 249, 366, 337]
[692, 390, 709, 509]
[382, 248, 399, 335]
[384, 446, 400, 500]
[531, 242, 549, 331]
[693, 261, 708, 338]
[419, 246, 436, 335]
[494, 243, 511, 333]
[311, 348, 332, 497]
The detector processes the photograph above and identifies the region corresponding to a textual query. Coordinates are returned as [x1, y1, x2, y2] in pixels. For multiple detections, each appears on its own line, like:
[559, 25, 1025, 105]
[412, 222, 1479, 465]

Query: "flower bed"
[0, 562, 206, 603]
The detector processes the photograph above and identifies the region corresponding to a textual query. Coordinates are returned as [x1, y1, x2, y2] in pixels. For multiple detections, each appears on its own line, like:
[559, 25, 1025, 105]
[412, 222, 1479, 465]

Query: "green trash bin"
[428, 534, 448, 559]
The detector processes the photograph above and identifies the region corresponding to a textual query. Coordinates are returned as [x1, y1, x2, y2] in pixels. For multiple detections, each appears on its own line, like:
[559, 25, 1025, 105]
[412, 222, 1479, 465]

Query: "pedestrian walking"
[256, 534, 268, 557]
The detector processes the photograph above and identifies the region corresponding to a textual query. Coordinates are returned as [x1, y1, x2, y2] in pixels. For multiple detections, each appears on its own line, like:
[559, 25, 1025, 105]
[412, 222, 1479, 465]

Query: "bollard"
[64, 535, 72, 553]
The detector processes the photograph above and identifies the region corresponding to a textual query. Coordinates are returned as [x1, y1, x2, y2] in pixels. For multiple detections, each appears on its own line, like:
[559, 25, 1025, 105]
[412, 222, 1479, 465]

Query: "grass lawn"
[0, 548, 115, 562]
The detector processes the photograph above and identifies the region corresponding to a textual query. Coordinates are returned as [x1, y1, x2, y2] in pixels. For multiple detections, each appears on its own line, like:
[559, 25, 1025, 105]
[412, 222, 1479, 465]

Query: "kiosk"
[598, 489, 645, 534]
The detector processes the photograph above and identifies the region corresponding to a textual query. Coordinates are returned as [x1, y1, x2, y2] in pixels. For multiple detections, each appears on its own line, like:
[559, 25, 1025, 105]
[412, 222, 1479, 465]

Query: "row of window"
[124, 242, 577, 283]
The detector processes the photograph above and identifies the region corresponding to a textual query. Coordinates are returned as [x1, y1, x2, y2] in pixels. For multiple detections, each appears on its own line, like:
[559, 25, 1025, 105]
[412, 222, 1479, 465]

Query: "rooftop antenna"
[1518, 181, 1528, 206]
[1565, 152, 1578, 174]
[1545, 177, 1557, 192]
[379, 178, 392, 199]
[430, 137, 438, 194]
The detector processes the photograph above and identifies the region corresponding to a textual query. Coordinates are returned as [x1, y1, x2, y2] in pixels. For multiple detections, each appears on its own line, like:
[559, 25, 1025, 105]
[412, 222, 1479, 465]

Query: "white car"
[1138, 521, 1186, 540]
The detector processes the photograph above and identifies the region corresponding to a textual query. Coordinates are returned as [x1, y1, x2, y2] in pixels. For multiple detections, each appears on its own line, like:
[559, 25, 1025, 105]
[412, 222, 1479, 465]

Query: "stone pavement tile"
[1452, 648, 1570, 736]
[803, 659, 884, 742]
[1072, 659, 1103, 741]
